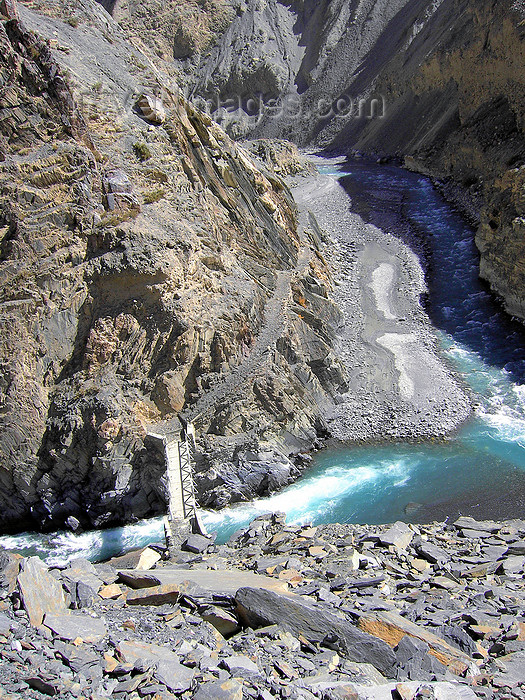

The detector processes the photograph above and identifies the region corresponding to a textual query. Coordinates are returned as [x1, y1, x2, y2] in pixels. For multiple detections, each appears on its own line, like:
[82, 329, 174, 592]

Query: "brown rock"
[469, 624, 502, 640]
[300, 527, 318, 539]
[518, 622, 525, 642]
[412, 558, 431, 573]
[395, 683, 416, 700]
[17, 557, 68, 627]
[126, 583, 180, 606]
[278, 568, 303, 586]
[104, 652, 119, 673]
[99, 584, 123, 600]
[136, 547, 161, 570]
[430, 576, 460, 590]
[200, 605, 240, 637]
[357, 609, 475, 675]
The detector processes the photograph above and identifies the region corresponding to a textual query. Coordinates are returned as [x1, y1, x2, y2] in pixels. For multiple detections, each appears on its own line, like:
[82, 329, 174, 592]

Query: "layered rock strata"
[163, 0, 525, 320]
[0, 1, 346, 531]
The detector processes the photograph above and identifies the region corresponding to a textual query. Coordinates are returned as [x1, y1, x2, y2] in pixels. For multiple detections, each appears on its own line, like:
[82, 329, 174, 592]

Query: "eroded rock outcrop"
[165, 0, 525, 319]
[0, 0, 346, 531]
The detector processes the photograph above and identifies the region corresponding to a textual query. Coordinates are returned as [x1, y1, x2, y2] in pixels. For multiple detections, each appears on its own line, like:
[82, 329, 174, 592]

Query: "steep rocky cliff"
[2, 0, 515, 534]
[161, 0, 525, 319]
[0, 0, 347, 532]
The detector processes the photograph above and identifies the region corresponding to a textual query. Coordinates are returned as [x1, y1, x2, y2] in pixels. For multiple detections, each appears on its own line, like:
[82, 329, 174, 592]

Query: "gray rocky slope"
[164, 0, 525, 320]
[0, 0, 346, 532]
[0, 513, 523, 698]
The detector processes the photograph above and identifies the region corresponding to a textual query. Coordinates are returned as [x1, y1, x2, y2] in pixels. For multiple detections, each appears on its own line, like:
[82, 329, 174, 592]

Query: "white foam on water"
[470, 363, 525, 445]
[449, 345, 525, 446]
[203, 465, 377, 534]
[477, 402, 525, 445]
[0, 458, 413, 563]
[0, 516, 165, 567]
[202, 458, 412, 538]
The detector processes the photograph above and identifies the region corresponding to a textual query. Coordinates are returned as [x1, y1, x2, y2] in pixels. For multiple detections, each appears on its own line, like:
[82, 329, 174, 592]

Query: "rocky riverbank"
[0, 0, 476, 532]
[0, 514, 523, 699]
[286, 159, 472, 443]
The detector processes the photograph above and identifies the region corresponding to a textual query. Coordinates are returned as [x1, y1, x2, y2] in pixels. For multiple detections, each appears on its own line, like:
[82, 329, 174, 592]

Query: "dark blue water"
[338, 160, 525, 383]
[202, 158, 525, 540]
[3, 158, 525, 563]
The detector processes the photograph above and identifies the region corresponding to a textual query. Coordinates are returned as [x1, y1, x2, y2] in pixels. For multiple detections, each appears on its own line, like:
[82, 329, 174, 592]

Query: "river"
[2, 157, 525, 565]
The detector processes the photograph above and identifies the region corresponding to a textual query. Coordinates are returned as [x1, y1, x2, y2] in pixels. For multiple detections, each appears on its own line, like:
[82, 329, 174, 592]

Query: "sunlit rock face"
[167, 0, 525, 318]
[0, 0, 346, 532]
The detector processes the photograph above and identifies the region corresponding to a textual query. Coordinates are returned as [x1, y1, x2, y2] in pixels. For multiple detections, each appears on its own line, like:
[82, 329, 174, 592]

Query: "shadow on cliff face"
[330, 155, 525, 385]
[32, 412, 169, 532]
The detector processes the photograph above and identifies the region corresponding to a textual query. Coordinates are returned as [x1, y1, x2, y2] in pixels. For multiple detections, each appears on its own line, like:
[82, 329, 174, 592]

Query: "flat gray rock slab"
[379, 521, 413, 550]
[454, 517, 501, 533]
[183, 534, 213, 553]
[508, 540, 525, 555]
[502, 555, 525, 573]
[193, 678, 243, 700]
[493, 651, 525, 689]
[117, 571, 163, 589]
[17, 557, 68, 626]
[461, 528, 493, 539]
[118, 568, 289, 596]
[235, 586, 397, 677]
[44, 613, 107, 643]
[415, 541, 450, 564]
[481, 544, 508, 560]
[222, 654, 261, 678]
[61, 558, 102, 592]
[116, 639, 194, 693]
[54, 641, 102, 681]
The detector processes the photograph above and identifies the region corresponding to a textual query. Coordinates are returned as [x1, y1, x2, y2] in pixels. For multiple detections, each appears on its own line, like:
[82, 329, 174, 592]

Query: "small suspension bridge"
[147, 419, 207, 544]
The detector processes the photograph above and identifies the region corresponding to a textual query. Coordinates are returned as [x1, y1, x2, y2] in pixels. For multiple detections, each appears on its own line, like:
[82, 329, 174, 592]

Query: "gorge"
[0, 0, 524, 551]
[0, 1, 524, 698]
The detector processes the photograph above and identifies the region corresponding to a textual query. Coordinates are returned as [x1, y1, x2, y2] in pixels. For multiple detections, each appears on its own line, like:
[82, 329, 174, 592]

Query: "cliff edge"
[0, 0, 346, 531]
[163, 0, 525, 320]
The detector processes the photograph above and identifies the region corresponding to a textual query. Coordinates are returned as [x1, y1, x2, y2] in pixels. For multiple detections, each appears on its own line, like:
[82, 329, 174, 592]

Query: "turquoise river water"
[2, 157, 524, 565]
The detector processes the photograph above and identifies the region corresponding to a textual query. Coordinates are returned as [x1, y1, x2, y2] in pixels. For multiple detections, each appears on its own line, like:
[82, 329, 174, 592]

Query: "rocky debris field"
[289, 164, 472, 444]
[0, 514, 523, 699]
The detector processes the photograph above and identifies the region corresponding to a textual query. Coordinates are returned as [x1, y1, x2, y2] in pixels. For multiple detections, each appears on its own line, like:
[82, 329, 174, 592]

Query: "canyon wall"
[0, 0, 346, 531]
[162, 0, 525, 319]
[2, 0, 522, 532]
